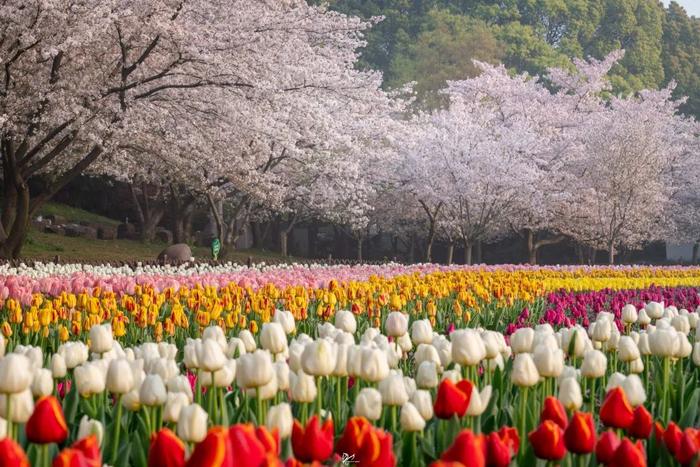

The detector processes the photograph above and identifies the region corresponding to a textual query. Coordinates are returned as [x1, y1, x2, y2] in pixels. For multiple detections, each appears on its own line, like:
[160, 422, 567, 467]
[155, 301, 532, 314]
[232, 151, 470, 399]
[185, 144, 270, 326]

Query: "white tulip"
[167, 375, 194, 403]
[561, 327, 587, 358]
[196, 339, 227, 373]
[275, 361, 290, 391]
[261, 323, 288, 355]
[606, 372, 626, 392]
[139, 374, 167, 406]
[385, 312, 408, 337]
[317, 322, 337, 339]
[629, 358, 644, 374]
[51, 353, 67, 379]
[177, 403, 208, 443]
[183, 341, 200, 369]
[273, 310, 296, 335]
[201, 360, 236, 388]
[465, 385, 492, 416]
[332, 344, 349, 378]
[246, 370, 278, 400]
[533, 345, 564, 378]
[238, 330, 257, 353]
[621, 375, 646, 407]
[451, 329, 486, 366]
[78, 416, 104, 446]
[622, 305, 638, 324]
[266, 403, 293, 438]
[226, 338, 246, 359]
[510, 328, 534, 354]
[638, 333, 651, 355]
[158, 343, 178, 360]
[0, 389, 33, 423]
[645, 301, 664, 319]
[202, 326, 227, 352]
[107, 359, 135, 394]
[687, 312, 699, 329]
[354, 388, 382, 421]
[672, 315, 691, 335]
[410, 390, 434, 421]
[675, 332, 693, 358]
[400, 402, 426, 432]
[360, 348, 390, 383]
[693, 343, 700, 366]
[591, 318, 612, 342]
[511, 353, 539, 387]
[89, 324, 114, 354]
[290, 370, 316, 403]
[74, 362, 106, 396]
[637, 309, 651, 326]
[481, 331, 502, 359]
[617, 336, 640, 363]
[416, 361, 439, 389]
[558, 377, 582, 410]
[31, 368, 53, 398]
[379, 374, 409, 406]
[397, 333, 413, 353]
[301, 340, 337, 377]
[237, 350, 274, 389]
[411, 320, 433, 345]
[580, 350, 607, 378]
[334, 331, 355, 346]
[649, 328, 680, 357]
[442, 369, 461, 383]
[0, 354, 32, 394]
[121, 390, 141, 412]
[334, 310, 357, 334]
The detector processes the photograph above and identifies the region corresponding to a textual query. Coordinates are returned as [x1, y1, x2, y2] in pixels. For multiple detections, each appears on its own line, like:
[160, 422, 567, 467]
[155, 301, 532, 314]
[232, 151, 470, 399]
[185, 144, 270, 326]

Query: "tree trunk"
[446, 242, 454, 265]
[693, 241, 699, 264]
[280, 231, 289, 257]
[425, 220, 436, 262]
[408, 235, 415, 263]
[170, 187, 195, 244]
[130, 184, 165, 242]
[608, 239, 615, 265]
[357, 237, 363, 262]
[475, 240, 482, 264]
[526, 229, 537, 265]
[464, 241, 473, 265]
[308, 224, 318, 258]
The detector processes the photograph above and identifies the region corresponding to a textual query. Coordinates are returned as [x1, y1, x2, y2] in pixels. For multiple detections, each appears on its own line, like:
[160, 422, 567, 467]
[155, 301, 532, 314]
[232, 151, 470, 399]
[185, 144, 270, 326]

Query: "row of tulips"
[0, 292, 694, 465]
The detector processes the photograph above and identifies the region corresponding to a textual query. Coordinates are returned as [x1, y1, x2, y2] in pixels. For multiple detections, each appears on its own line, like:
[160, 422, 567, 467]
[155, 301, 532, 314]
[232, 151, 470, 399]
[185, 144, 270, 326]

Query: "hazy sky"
[662, 0, 700, 17]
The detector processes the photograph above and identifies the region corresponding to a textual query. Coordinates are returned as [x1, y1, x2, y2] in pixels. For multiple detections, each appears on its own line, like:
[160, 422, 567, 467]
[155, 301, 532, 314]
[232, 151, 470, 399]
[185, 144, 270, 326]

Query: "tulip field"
[0, 263, 698, 466]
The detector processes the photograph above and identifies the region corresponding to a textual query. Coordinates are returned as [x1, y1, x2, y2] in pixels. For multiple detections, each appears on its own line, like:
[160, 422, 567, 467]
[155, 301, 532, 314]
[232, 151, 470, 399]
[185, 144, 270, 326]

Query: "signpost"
[211, 238, 221, 260]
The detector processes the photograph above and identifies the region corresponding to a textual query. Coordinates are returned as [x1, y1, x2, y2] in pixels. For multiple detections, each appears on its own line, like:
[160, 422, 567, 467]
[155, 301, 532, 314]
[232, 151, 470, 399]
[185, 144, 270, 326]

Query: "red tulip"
[541, 396, 568, 429]
[664, 422, 683, 456]
[0, 438, 29, 467]
[149, 428, 185, 467]
[336, 417, 395, 467]
[69, 436, 101, 467]
[676, 429, 700, 466]
[608, 438, 646, 467]
[291, 416, 334, 463]
[228, 424, 279, 465]
[440, 430, 485, 467]
[564, 411, 596, 454]
[434, 379, 473, 419]
[528, 420, 567, 461]
[430, 462, 466, 467]
[485, 432, 511, 467]
[52, 449, 90, 467]
[26, 396, 68, 444]
[653, 422, 665, 444]
[496, 426, 519, 456]
[186, 427, 234, 467]
[627, 406, 652, 439]
[600, 388, 634, 429]
[596, 430, 621, 465]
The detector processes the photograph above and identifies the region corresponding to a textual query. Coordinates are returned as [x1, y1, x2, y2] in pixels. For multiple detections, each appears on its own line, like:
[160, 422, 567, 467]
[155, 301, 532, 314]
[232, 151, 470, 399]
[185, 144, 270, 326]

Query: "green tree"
[387, 9, 504, 108]
[662, 1, 700, 118]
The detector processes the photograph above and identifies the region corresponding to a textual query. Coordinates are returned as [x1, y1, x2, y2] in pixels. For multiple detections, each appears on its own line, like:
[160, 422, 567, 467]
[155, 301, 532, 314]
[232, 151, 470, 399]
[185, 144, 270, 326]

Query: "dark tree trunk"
[464, 241, 473, 265]
[130, 184, 165, 242]
[280, 231, 289, 257]
[475, 240, 482, 264]
[608, 239, 615, 265]
[170, 187, 195, 244]
[356, 236, 363, 262]
[693, 241, 699, 263]
[527, 229, 537, 265]
[446, 242, 454, 265]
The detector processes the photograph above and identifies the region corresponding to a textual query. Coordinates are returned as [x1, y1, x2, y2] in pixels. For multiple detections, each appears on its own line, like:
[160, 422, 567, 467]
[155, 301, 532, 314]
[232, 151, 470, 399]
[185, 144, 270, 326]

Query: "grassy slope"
[23, 202, 286, 264]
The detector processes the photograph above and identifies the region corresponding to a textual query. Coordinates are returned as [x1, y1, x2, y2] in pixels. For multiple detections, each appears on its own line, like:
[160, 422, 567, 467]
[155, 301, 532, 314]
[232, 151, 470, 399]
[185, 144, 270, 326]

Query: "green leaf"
[679, 388, 700, 429]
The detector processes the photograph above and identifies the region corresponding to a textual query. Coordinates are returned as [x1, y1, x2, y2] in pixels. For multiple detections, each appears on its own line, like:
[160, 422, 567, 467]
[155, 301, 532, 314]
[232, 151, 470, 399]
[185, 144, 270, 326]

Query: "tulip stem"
[662, 357, 670, 423]
[42, 444, 49, 467]
[316, 377, 323, 417]
[5, 393, 11, 441]
[111, 395, 122, 464]
[256, 387, 263, 425]
[518, 386, 529, 458]
[589, 378, 596, 415]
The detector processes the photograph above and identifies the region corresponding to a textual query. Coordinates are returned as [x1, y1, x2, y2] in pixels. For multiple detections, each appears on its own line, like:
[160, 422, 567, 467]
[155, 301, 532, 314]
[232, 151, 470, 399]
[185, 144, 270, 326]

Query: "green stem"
[6, 393, 12, 442]
[256, 388, 263, 425]
[111, 395, 123, 464]
[518, 386, 529, 459]
[663, 357, 671, 423]
[316, 377, 323, 417]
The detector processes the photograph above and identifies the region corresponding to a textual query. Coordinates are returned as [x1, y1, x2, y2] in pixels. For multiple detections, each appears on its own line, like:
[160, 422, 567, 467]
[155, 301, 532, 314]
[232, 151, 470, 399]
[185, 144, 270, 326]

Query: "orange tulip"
[433, 379, 473, 419]
[291, 416, 334, 463]
[149, 428, 185, 467]
[564, 411, 596, 454]
[0, 438, 29, 467]
[70, 435, 101, 467]
[540, 396, 568, 429]
[430, 462, 466, 467]
[26, 396, 68, 444]
[528, 420, 567, 461]
[186, 427, 234, 467]
[52, 448, 90, 467]
[600, 388, 634, 429]
[335, 417, 396, 467]
[440, 430, 486, 467]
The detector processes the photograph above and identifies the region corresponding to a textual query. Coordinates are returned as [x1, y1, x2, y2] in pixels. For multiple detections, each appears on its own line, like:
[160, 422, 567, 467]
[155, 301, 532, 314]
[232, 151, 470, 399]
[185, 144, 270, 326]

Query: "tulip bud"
[183, 341, 199, 369]
[466, 385, 492, 417]
[246, 370, 278, 400]
[360, 347, 390, 383]
[385, 311, 408, 338]
[400, 402, 425, 432]
[511, 353, 539, 387]
[196, 339, 227, 373]
[238, 330, 257, 353]
[89, 324, 113, 354]
[410, 389, 434, 421]
[201, 360, 236, 388]
[378, 374, 409, 406]
[561, 327, 587, 358]
[687, 312, 699, 329]
[693, 343, 700, 366]
[617, 336, 640, 363]
[266, 403, 293, 438]
[645, 301, 664, 319]
[354, 387, 382, 421]
[451, 329, 487, 366]
[511, 328, 535, 354]
[621, 305, 638, 324]
[301, 340, 337, 377]
[226, 338, 246, 359]
[620, 374, 645, 407]
[416, 361, 439, 389]
[671, 315, 690, 335]
[139, 375, 167, 407]
[177, 403, 208, 443]
[237, 350, 274, 389]
[74, 362, 106, 397]
[31, 368, 53, 398]
[675, 332, 693, 358]
[261, 323, 288, 355]
[167, 375, 194, 403]
[122, 390, 141, 412]
[273, 309, 296, 335]
[629, 358, 644, 374]
[290, 370, 317, 403]
[637, 309, 651, 326]
[649, 328, 680, 357]
[78, 416, 104, 446]
[163, 392, 190, 424]
[107, 359, 135, 395]
[334, 310, 357, 334]
[591, 318, 612, 342]
[411, 319, 433, 345]
[51, 354, 67, 379]
[275, 361, 290, 391]
[0, 354, 33, 394]
[558, 377, 582, 410]
[581, 350, 607, 378]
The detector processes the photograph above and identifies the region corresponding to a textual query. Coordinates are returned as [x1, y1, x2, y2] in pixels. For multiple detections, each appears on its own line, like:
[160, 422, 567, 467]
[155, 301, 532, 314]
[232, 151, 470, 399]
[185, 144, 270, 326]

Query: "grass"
[23, 202, 289, 264]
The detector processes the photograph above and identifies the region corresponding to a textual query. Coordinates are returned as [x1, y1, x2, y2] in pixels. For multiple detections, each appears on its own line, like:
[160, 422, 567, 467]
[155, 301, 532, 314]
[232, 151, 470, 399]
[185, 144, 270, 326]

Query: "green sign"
[211, 238, 221, 260]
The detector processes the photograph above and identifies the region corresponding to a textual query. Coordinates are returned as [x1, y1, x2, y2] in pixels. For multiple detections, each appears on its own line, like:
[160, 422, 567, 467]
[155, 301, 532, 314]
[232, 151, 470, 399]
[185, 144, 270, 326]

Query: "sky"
[662, 0, 700, 17]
